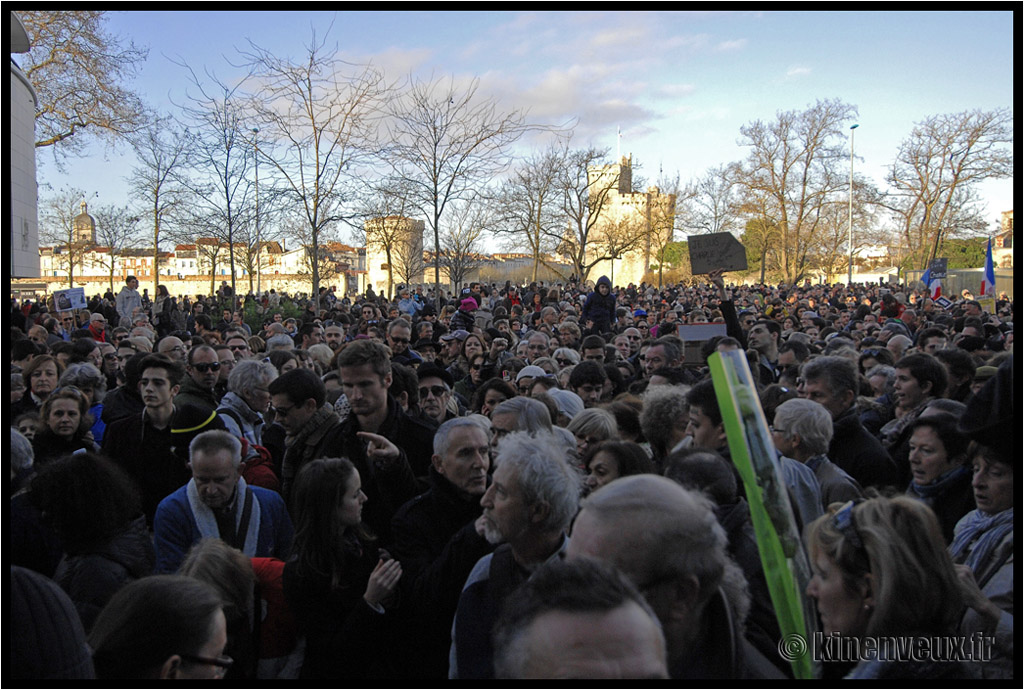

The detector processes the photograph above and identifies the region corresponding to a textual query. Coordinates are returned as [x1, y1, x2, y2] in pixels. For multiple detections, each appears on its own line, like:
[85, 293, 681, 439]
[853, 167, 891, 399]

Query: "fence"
[905, 268, 1014, 300]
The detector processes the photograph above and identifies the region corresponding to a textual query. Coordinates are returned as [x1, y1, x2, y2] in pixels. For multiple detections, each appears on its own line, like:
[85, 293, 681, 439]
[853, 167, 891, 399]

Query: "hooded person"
[581, 276, 616, 335]
[451, 297, 478, 333]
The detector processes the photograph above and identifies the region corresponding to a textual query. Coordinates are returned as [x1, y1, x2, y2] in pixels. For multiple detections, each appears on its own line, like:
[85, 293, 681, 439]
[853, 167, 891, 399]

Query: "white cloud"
[786, 65, 812, 78]
[715, 38, 747, 52]
[656, 83, 697, 99]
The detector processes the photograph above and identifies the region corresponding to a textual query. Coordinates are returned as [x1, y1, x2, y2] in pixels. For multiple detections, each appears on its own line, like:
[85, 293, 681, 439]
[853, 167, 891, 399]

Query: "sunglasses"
[192, 362, 221, 373]
[419, 385, 448, 399]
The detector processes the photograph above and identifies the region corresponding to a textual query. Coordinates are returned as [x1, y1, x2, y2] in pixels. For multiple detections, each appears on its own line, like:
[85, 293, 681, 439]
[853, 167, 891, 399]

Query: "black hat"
[416, 361, 454, 388]
[414, 338, 439, 352]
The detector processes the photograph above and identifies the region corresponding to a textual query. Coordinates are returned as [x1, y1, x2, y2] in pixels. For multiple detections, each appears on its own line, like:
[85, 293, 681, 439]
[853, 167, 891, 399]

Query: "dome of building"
[73, 201, 96, 244]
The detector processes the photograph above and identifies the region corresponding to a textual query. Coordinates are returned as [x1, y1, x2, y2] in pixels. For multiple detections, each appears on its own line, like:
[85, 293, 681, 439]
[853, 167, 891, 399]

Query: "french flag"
[981, 238, 996, 297]
[921, 267, 941, 300]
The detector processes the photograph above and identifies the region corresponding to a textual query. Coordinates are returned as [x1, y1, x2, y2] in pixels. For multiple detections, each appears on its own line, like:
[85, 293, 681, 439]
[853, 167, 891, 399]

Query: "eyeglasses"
[103, 353, 120, 361]
[470, 363, 485, 370]
[272, 403, 294, 416]
[229, 344, 249, 352]
[192, 362, 221, 373]
[179, 653, 233, 678]
[419, 385, 448, 399]
[555, 358, 574, 366]
[390, 337, 410, 344]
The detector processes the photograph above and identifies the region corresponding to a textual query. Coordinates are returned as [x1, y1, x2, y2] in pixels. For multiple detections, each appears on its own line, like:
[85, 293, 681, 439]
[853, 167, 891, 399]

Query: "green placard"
[708, 350, 819, 679]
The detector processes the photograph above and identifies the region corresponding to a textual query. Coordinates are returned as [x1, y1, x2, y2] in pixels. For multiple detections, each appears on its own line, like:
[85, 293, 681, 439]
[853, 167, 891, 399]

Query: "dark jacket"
[174, 376, 218, 415]
[31, 430, 96, 466]
[283, 539, 399, 679]
[829, 407, 899, 490]
[54, 515, 154, 630]
[670, 586, 786, 680]
[100, 386, 145, 426]
[280, 406, 343, 507]
[320, 395, 429, 543]
[581, 276, 616, 333]
[388, 469, 495, 678]
[715, 500, 790, 677]
[102, 410, 194, 526]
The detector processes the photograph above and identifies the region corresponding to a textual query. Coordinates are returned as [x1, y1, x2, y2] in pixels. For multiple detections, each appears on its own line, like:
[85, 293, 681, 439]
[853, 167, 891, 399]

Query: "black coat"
[283, 539, 399, 679]
[388, 469, 494, 678]
[830, 407, 899, 490]
[54, 515, 154, 630]
[320, 395, 429, 544]
[102, 412, 193, 526]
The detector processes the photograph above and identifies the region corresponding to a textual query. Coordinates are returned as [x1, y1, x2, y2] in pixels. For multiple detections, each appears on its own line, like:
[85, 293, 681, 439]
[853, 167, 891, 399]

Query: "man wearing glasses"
[157, 336, 188, 363]
[175, 345, 222, 413]
[225, 334, 252, 360]
[416, 363, 456, 426]
[388, 318, 422, 367]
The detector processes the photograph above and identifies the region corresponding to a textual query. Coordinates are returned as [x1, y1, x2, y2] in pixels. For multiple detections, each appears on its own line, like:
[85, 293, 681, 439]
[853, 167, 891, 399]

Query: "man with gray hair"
[152, 429, 293, 573]
[489, 396, 553, 457]
[493, 556, 668, 679]
[450, 431, 582, 679]
[567, 475, 783, 679]
[771, 398, 863, 510]
[798, 355, 898, 489]
[389, 417, 496, 678]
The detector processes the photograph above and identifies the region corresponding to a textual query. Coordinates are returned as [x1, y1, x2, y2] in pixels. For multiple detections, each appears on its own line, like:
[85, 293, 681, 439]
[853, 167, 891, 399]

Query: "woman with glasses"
[31, 386, 97, 465]
[217, 359, 277, 458]
[284, 458, 403, 678]
[805, 496, 967, 679]
[453, 354, 493, 404]
[90, 575, 229, 679]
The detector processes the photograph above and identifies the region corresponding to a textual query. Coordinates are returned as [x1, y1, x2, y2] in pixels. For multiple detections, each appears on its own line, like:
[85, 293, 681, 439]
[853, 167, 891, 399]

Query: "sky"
[35, 10, 1015, 251]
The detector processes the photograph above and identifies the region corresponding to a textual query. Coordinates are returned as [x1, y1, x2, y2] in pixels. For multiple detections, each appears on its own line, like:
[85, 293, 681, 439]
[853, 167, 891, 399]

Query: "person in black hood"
[581, 276, 617, 335]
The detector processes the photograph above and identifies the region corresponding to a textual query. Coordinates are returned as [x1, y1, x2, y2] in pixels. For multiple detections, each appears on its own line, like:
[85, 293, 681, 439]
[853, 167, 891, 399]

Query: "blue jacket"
[153, 479, 293, 573]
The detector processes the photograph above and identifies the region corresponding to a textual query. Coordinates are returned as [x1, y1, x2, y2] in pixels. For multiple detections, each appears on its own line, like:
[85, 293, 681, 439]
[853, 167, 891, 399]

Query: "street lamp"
[253, 127, 261, 294]
[848, 123, 859, 286]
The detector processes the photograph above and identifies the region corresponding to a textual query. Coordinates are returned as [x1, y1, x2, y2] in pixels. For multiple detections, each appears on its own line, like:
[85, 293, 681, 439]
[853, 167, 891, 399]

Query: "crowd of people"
[10, 270, 1015, 680]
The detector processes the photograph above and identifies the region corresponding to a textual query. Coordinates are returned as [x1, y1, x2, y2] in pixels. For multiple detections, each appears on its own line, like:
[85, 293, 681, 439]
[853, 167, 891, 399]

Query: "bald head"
[568, 475, 728, 615]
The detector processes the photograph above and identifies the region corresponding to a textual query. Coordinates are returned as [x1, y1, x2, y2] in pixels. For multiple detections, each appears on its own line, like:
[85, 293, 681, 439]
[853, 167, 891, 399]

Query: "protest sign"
[688, 232, 748, 275]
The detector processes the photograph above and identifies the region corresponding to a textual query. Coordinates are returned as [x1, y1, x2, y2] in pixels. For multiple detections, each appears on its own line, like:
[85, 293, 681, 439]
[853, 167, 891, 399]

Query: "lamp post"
[253, 127, 261, 294]
[848, 123, 859, 286]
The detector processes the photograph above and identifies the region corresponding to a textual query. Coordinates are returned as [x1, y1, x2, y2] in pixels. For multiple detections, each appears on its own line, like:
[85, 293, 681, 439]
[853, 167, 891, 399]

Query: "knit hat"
[515, 365, 548, 382]
[548, 389, 585, 421]
[460, 297, 478, 311]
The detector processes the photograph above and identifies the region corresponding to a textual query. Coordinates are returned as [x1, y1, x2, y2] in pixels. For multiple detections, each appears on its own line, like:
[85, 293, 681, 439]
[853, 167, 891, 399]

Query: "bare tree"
[439, 199, 491, 291]
[386, 74, 544, 308]
[550, 147, 623, 283]
[128, 117, 188, 294]
[678, 164, 738, 236]
[494, 145, 566, 282]
[393, 234, 426, 291]
[734, 99, 857, 284]
[40, 188, 96, 287]
[91, 204, 142, 294]
[811, 176, 883, 282]
[18, 11, 148, 160]
[173, 61, 255, 309]
[192, 237, 226, 297]
[244, 33, 389, 301]
[882, 108, 1012, 269]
